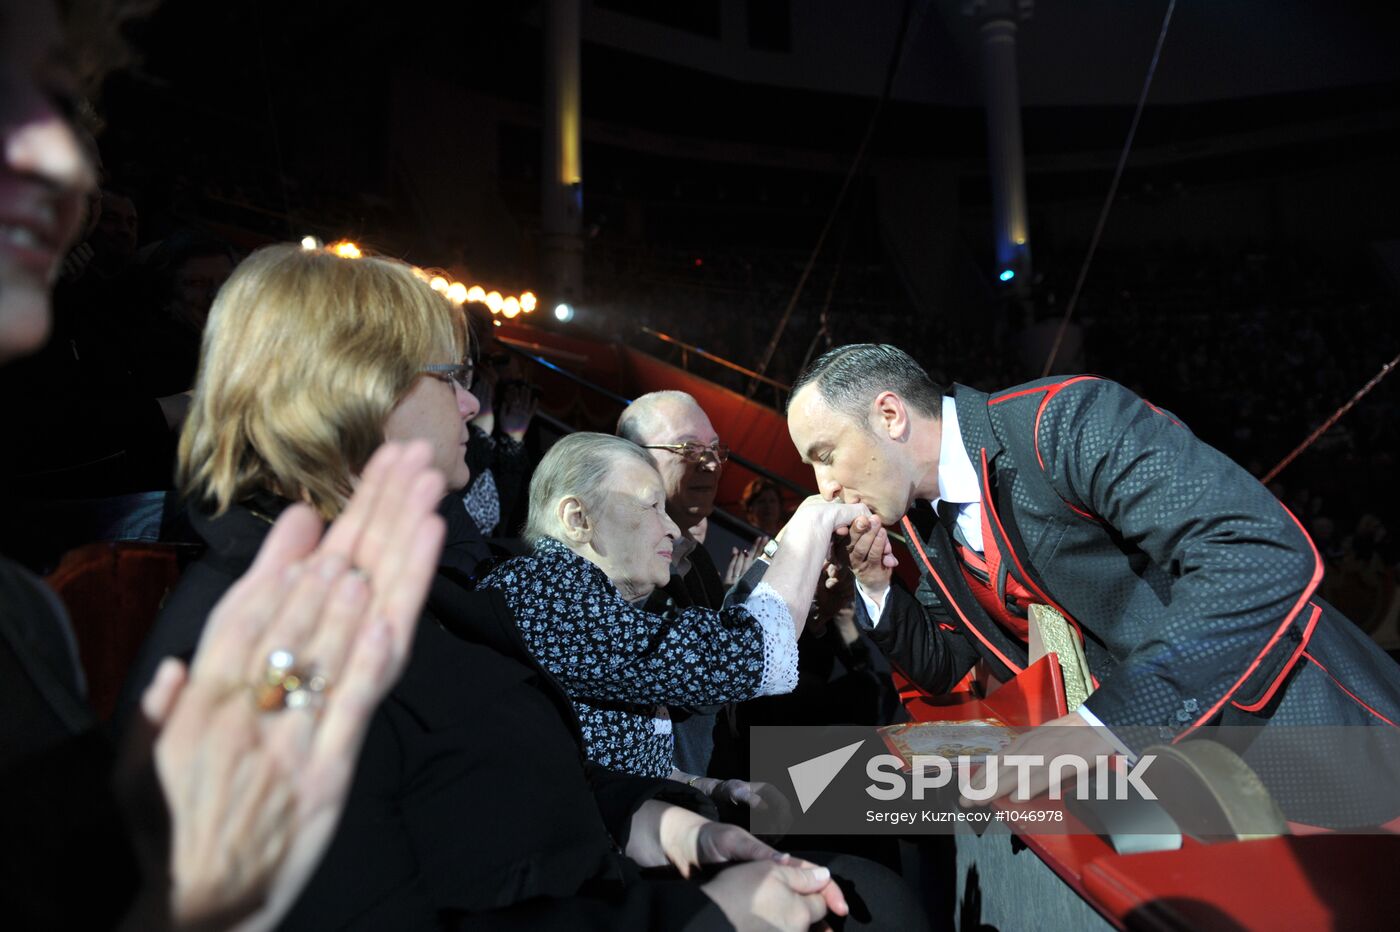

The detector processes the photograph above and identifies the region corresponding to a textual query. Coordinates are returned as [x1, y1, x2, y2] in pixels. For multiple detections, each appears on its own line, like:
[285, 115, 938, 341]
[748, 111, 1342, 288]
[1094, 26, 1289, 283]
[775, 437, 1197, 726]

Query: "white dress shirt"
[858, 395, 980, 623]
[854, 395, 1119, 740]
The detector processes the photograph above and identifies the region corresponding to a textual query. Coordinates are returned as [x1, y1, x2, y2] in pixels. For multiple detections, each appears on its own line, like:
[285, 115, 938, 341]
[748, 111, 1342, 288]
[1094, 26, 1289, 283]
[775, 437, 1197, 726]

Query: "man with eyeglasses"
[617, 391, 737, 779]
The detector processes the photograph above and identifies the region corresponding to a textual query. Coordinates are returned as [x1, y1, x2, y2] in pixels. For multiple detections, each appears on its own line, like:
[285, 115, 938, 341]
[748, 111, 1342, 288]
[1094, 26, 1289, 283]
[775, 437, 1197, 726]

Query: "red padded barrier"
[46, 542, 189, 721]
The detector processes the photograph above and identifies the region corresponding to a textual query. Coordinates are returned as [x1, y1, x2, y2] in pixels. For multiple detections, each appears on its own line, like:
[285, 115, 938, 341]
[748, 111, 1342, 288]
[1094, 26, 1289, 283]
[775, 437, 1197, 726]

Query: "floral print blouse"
[479, 537, 798, 776]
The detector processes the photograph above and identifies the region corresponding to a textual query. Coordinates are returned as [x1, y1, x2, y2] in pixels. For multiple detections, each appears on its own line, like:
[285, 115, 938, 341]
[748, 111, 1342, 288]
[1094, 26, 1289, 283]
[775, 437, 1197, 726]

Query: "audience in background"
[742, 476, 788, 538]
[463, 336, 538, 539]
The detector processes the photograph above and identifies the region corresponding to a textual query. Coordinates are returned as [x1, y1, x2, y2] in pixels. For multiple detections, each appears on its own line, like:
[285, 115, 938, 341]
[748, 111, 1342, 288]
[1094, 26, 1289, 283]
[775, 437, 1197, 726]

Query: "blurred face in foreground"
[0, 0, 96, 362]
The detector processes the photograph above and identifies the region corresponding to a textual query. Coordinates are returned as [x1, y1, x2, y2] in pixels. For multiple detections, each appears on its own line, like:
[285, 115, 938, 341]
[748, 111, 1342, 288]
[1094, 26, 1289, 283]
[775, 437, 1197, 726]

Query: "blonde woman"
[127, 244, 854, 929]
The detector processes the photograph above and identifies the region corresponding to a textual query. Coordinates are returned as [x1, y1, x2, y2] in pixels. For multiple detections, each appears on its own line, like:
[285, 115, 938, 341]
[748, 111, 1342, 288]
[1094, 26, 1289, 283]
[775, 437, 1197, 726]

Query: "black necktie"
[937, 500, 973, 550]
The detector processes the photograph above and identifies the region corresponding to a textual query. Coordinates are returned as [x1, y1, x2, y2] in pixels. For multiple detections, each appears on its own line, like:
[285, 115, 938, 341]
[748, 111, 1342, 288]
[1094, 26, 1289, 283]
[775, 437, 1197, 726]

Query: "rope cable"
[1040, 0, 1177, 376]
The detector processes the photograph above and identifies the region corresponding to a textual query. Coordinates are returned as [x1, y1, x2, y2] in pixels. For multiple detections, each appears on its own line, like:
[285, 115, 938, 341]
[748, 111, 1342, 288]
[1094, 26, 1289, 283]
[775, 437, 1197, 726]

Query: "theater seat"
[46, 542, 199, 721]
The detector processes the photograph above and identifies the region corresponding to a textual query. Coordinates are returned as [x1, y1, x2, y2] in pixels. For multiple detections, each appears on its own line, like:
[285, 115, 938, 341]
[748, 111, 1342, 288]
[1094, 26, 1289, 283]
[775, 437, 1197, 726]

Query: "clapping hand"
[497, 381, 539, 442]
[723, 536, 768, 587]
[119, 441, 447, 931]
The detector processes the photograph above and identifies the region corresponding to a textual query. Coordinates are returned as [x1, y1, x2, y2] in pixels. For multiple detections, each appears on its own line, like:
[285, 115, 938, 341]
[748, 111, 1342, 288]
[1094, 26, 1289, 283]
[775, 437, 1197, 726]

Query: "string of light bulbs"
[301, 236, 538, 320]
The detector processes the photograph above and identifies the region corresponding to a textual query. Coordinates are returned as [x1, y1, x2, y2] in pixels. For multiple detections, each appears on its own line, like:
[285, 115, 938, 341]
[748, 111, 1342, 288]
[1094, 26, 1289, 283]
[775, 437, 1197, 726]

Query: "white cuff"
[1074, 705, 1137, 762]
[855, 579, 889, 627]
[744, 581, 798, 696]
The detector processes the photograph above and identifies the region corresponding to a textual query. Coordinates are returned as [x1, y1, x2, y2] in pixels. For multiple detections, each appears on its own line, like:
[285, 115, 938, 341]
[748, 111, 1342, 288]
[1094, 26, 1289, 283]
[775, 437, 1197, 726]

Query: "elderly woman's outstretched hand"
[788, 495, 872, 538]
[759, 498, 872, 638]
[119, 442, 447, 931]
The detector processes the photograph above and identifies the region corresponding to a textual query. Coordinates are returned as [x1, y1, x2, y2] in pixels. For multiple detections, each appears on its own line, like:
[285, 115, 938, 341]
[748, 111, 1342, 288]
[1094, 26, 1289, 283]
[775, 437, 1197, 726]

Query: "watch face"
[763, 540, 781, 559]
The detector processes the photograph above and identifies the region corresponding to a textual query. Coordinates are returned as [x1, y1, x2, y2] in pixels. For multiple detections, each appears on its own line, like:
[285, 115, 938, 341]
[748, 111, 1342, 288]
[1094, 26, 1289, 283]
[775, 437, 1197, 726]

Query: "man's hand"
[958, 712, 1118, 807]
[843, 515, 897, 599]
[635, 800, 775, 877]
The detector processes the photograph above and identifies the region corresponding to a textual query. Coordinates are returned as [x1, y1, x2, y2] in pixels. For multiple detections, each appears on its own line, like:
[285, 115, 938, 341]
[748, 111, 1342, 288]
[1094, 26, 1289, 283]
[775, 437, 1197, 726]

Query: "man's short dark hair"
[788, 344, 943, 423]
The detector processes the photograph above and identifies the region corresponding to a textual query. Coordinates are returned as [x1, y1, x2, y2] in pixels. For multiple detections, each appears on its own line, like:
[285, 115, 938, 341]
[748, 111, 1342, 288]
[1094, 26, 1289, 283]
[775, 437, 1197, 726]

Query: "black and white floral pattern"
[480, 537, 797, 776]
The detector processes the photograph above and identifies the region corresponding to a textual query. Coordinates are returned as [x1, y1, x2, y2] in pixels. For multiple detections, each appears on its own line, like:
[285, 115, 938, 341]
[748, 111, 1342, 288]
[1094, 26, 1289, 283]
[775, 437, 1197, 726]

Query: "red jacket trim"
[1230, 602, 1322, 713]
[1030, 376, 1105, 522]
[978, 448, 1099, 690]
[1176, 503, 1324, 741]
[902, 515, 1024, 675]
[989, 385, 1053, 405]
[1302, 650, 1399, 728]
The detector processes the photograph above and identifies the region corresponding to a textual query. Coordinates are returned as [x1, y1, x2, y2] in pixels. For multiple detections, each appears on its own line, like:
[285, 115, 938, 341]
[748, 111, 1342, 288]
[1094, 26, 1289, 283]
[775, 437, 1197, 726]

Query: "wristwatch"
[761, 538, 780, 560]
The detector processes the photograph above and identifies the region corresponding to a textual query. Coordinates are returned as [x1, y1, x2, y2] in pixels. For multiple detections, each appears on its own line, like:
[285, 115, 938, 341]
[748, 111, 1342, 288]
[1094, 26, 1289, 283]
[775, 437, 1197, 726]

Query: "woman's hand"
[711, 779, 795, 838]
[660, 806, 848, 932]
[789, 496, 872, 539]
[723, 536, 768, 587]
[702, 859, 843, 932]
[119, 441, 447, 931]
[761, 500, 872, 636]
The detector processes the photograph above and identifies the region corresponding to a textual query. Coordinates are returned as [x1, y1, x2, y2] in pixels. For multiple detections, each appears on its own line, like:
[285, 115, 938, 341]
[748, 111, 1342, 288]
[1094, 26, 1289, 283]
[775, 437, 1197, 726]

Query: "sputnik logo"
[787, 741, 865, 812]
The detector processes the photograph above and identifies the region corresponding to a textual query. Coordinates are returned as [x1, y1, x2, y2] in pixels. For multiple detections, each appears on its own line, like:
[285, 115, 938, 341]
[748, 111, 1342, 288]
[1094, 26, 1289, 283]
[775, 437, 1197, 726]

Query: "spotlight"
[300, 235, 320, 250]
[466, 285, 486, 303]
[331, 241, 362, 259]
[502, 296, 521, 318]
[429, 276, 449, 293]
[554, 303, 574, 322]
[485, 291, 504, 313]
[520, 291, 537, 312]
[447, 282, 468, 304]
[998, 269, 1015, 282]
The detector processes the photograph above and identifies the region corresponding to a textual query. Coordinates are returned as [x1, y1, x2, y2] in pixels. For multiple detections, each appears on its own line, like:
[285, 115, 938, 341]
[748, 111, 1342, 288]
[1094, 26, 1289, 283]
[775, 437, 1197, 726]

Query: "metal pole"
[967, 0, 1032, 287]
[543, 0, 584, 313]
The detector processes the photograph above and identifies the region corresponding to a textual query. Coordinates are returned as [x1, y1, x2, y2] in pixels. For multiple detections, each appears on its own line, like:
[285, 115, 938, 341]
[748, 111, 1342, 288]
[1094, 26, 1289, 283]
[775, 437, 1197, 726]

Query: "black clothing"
[646, 544, 732, 775]
[438, 494, 495, 580]
[0, 557, 140, 930]
[864, 378, 1400, 827]
[128, 499, 728, 929]
[480, 538, 781, 778]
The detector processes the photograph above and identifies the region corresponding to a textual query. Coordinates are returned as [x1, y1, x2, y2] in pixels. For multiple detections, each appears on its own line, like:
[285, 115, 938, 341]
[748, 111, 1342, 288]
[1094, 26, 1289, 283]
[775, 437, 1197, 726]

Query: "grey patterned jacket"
[864, 377, 1400, 824]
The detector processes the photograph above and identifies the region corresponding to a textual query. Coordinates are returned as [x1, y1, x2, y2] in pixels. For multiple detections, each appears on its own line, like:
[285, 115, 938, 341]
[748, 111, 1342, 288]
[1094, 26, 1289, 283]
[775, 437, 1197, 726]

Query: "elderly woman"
[479, 432, 868, 794]
[128, 243, 855, 929]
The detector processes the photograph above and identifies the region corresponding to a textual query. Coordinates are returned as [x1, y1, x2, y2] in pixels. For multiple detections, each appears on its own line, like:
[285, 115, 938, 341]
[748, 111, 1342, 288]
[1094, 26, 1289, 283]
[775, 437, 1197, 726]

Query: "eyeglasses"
[642, 441, 730, 465]
[421, 360, 475, 392]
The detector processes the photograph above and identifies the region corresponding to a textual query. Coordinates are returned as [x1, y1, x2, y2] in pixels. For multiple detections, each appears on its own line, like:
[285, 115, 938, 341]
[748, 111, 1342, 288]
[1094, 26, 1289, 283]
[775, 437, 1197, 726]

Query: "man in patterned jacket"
[786, 344, 1400, 826]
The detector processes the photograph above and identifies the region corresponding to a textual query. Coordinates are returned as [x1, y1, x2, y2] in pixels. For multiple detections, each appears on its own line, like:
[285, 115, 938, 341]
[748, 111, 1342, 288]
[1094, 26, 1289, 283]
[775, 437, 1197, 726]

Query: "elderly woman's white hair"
[522, 432, 658, 546]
